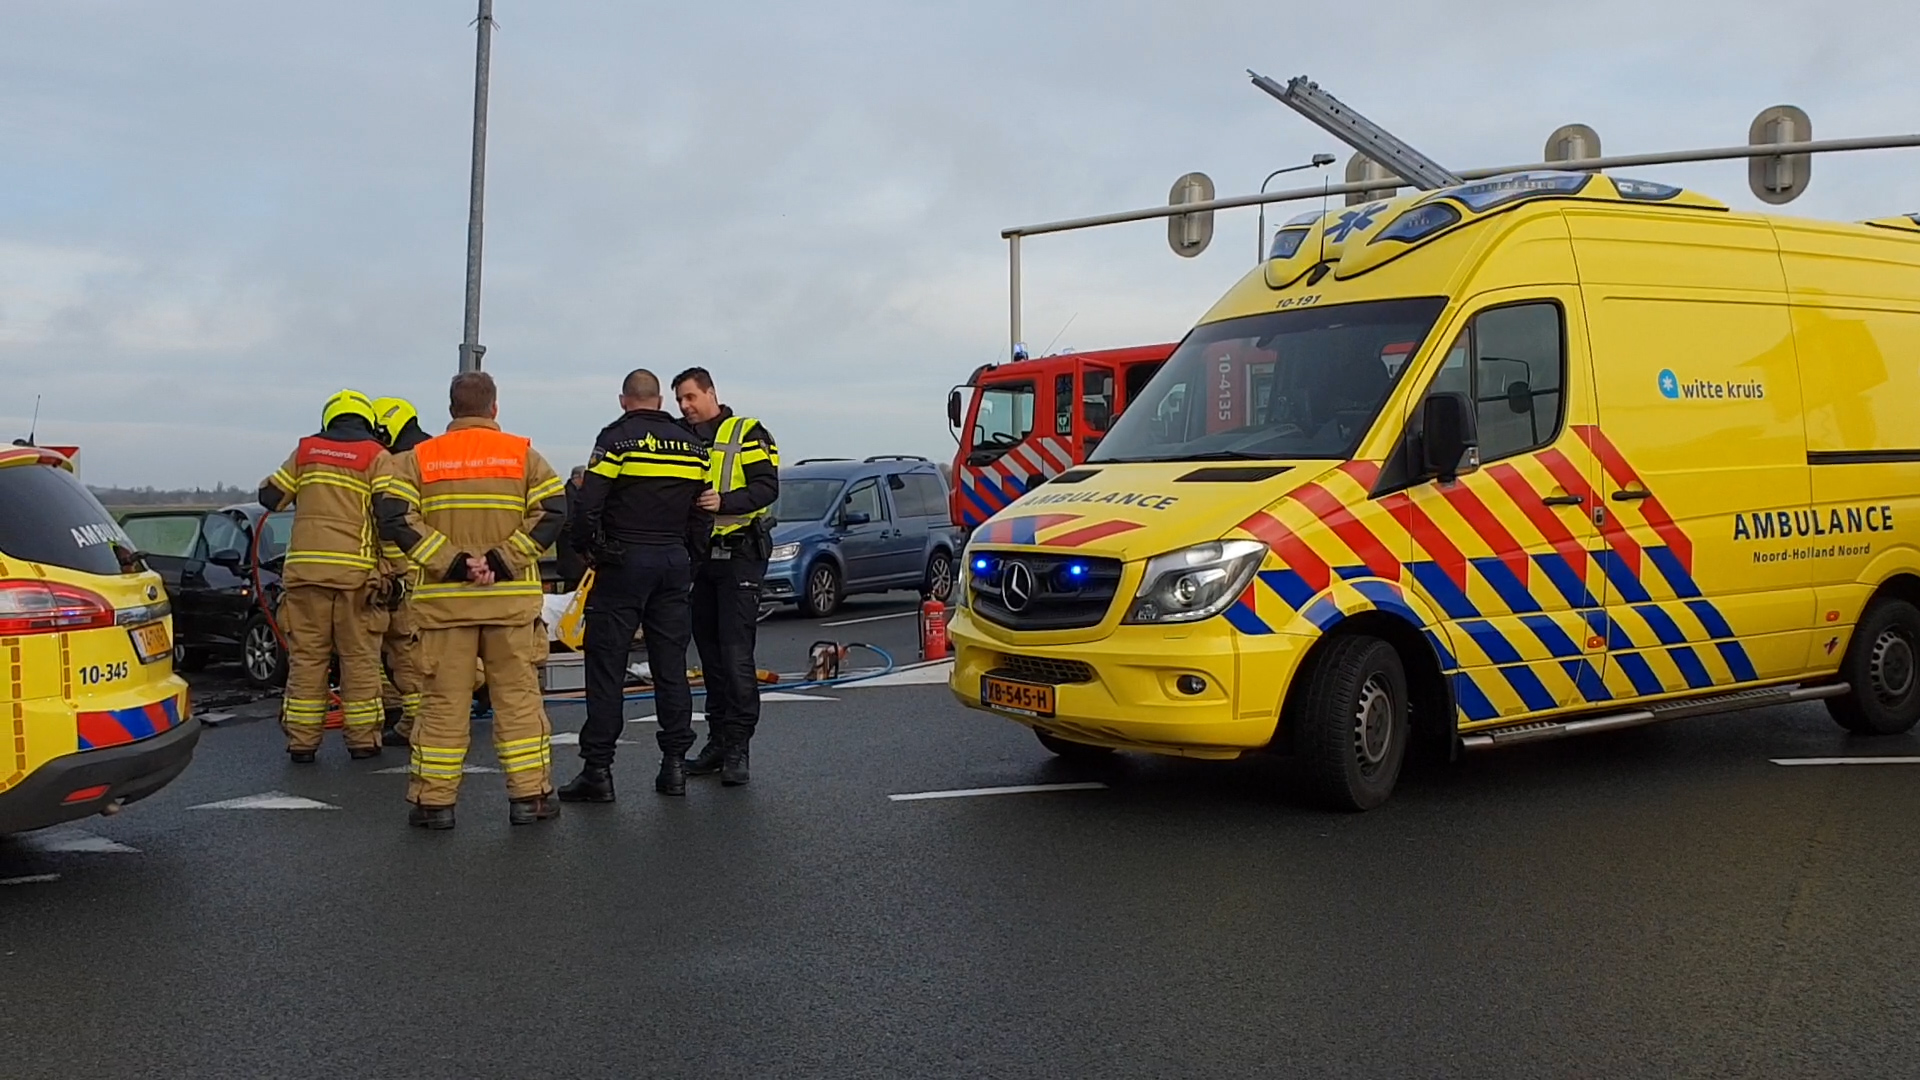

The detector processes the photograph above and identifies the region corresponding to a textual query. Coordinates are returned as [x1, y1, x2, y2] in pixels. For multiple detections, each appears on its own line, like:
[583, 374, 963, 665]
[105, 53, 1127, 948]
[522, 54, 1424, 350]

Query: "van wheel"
[1036, 729, 1115, 761]
[243, 616, 288, 690]
[1291, 635, 1408, 811]
[1828, 599, 1920, 736]
[925, 550, 954, 603]
[803, 561, 841, 619]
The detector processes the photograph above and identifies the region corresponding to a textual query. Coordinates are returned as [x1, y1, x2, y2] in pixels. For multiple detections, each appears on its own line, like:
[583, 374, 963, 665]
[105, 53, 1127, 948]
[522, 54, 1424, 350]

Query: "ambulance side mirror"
[1419, 392, 1479, 482]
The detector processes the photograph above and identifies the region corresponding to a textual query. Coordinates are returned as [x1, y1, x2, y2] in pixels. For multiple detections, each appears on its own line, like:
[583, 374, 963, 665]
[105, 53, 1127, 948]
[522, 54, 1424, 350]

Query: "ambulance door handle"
[1611, 489, 1652, 502]
[1541, 493, 1584, 507]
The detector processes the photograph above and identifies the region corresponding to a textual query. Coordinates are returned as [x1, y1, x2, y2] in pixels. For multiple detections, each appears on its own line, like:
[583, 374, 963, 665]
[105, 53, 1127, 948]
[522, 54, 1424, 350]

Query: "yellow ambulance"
[949, 171, 1920, 809]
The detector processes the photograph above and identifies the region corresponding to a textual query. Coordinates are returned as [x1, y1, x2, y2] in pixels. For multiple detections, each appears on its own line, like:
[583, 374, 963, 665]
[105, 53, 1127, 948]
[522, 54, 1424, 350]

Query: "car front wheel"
[242, 616, 288, 689]
[804, 561, 841, 619]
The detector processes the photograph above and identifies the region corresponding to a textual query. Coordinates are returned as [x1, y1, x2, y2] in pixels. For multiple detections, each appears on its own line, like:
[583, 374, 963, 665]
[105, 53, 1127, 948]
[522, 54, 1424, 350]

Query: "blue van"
[765, 456, 961, 618]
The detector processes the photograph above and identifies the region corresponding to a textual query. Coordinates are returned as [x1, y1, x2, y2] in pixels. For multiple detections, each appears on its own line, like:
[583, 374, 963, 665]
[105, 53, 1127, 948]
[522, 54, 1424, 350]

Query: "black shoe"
[557, 766, 616, 803]
[382, 726, 411, 748]
[721, 744, 750, 787]
[349, 745, 382, 760]
[409, 804, 456, 830]
[687, 737, 725, 776]
[289, 750, 317, 765]
[509, 794, 561, 825]
[656, 754, 687, 796]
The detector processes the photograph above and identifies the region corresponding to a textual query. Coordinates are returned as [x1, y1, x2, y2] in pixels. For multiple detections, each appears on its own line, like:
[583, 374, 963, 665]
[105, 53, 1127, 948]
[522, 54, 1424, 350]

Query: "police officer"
[258, 390, 392, 762]
[674, 367, 778, 786]
[559, 368, 709, 801]
[371, 396, 431, 748]
[374, 371, 567, 829]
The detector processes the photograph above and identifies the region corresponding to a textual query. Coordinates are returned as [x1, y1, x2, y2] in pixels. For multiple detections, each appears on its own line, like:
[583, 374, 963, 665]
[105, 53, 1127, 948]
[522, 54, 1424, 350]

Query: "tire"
[1827, 598, 1920, 736]
[1036, 729, 1115, 761]
[803, 561, 842, 619]
[172, 642, 209, 673]
[1290, 635, 1409, 811]
[242, 615, 288, 690]
[924, 549, 954, 603]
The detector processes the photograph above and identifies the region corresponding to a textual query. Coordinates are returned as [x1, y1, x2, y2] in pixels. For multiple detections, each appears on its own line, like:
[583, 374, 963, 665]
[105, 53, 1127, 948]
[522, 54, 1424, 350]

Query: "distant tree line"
[89, 483, 255, 508]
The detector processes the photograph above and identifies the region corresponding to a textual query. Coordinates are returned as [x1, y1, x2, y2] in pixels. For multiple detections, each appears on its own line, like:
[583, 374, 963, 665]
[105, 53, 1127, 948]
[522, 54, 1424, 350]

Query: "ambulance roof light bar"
[1248, 72, 1462, 191]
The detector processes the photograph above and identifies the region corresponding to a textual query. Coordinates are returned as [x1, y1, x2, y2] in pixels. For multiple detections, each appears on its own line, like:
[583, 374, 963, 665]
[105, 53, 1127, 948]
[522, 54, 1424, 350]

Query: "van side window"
[1433, 303, 1565, 464]
[887, 473, 924, 517]
[844, 479, 885, 523]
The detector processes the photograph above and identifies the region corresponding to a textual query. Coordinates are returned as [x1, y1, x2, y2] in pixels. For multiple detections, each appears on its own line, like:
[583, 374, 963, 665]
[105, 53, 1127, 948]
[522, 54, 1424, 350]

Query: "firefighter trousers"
[691, 553, 767, 749]
[280, 583, 383, 753]
[380, 603, 423, 739]
[409, 621, 553, 807]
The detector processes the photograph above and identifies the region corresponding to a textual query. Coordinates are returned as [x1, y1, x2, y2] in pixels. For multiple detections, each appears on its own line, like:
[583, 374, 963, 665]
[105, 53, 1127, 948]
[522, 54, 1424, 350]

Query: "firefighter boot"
[687, 735, 725, 777]
[509, 794, 561, 825]
[656, 754, 687, 797]
[409, 804, 456, 830]
[721, 742, 750, 787]
[558, 766, 615, 803]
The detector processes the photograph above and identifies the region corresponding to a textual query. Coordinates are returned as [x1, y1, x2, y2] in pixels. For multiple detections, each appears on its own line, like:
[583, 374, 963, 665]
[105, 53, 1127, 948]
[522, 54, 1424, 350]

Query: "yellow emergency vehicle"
[950, 171, 1920, 809]
[0, 446, 197, 833]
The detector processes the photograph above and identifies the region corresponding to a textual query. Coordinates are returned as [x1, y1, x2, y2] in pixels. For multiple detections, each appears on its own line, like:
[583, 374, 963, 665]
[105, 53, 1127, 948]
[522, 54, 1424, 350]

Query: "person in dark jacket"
[554, 466, 590, 592]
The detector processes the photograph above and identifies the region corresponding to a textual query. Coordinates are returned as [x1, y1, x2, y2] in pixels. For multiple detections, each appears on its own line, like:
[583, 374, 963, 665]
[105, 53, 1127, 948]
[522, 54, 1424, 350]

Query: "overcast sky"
[2, 0, 1913, 487]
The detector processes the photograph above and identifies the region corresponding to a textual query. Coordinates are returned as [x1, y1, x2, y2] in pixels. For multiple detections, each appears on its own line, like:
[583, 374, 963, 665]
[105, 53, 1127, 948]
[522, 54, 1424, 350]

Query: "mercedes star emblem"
[1003, 561, 1035, 612]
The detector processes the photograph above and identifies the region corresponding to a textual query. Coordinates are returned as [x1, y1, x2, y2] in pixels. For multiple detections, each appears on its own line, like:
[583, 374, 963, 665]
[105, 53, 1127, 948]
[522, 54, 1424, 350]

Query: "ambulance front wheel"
[1035, 729, 1115, 762]
[1292, 634, 1409, 811]
[1828, 598, 1920, 737]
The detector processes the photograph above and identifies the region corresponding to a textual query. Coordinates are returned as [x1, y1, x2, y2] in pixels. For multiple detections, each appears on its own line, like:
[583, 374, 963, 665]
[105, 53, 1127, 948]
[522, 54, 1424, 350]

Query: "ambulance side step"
[1460, 683, 1851, 750]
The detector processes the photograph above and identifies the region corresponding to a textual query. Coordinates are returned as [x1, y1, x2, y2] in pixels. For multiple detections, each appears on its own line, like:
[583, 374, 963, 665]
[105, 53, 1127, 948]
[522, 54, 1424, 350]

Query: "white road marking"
[627, 712, 705, 725]
[761, 692, 837, 702]
[889, 782, 1107, 802]
[821, 610, 917, 627]
[372, 765, 499, 775]
[1771, 756, 1920, 766]
[28, 827, 138, 854]
[1, 874, 61, 886]
[846, 660, 954, 688]
[190, 791, 340, 810]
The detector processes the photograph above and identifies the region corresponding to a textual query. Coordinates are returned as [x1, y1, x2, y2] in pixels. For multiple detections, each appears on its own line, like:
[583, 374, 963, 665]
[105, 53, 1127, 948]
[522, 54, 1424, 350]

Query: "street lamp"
[1256, 153, 1337, 261]
[458, 0, 496, 374]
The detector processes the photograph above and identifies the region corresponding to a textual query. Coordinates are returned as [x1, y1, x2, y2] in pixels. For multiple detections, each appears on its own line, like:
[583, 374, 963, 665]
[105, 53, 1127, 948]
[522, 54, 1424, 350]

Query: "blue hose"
[540, 643, 899, 705]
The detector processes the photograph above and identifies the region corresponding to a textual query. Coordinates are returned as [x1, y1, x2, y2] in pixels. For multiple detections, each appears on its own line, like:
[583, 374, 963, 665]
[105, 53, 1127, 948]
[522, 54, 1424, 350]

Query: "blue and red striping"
[77, 696, 181, 751]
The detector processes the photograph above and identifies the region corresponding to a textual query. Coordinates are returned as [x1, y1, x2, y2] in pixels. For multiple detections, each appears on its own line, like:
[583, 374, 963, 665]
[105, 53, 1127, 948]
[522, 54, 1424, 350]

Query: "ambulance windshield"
[1090, 297, 1446, 464]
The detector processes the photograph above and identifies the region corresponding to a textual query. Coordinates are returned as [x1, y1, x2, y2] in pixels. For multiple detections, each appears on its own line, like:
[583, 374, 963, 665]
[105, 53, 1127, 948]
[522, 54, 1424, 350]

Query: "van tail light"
[0, 580, 117, 635]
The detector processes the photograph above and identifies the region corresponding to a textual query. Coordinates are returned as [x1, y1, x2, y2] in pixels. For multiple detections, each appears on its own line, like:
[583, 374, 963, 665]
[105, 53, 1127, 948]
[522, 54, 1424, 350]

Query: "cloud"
[1, 0, 1914, 486]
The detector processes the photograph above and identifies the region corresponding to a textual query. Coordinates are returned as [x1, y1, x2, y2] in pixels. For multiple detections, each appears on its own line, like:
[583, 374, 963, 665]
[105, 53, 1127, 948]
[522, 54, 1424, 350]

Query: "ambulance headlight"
[1124, 540, 1267, 624]
[769, 543, 801, 563]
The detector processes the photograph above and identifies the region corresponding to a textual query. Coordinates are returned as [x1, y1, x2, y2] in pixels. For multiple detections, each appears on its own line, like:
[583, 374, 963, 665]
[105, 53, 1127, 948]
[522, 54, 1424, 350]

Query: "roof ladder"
[1248, 73, 1463, 191]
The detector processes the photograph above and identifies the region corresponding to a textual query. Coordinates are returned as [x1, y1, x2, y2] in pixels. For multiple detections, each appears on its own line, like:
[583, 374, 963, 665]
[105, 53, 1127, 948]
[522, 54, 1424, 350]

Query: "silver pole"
[458, 0, 494, 374]
[1008, 234, 1022, 360]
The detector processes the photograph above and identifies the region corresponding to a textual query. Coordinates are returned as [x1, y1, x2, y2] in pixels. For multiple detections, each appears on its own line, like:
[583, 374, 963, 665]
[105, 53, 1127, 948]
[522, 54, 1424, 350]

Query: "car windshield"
[1089, 297, 1448, 464]
[0, 463, 137, 576]
[772, 479, 844, 524]
[257, 510, 294, 562]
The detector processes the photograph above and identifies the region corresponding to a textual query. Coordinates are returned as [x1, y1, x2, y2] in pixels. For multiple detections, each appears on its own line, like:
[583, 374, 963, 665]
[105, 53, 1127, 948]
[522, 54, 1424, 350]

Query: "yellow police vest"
[709, 415, 775, 536]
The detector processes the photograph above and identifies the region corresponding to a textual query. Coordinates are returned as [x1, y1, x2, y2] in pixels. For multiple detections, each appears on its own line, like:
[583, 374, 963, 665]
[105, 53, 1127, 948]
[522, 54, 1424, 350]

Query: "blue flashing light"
[972, 557, 991, 572]
[1268, 227, 1311, 260]
[1430, 171, 1592, 213]
[1371, 202, 1462, 246]
[1612, 177, 1684, 202]
[1067, 563, 1088, 578]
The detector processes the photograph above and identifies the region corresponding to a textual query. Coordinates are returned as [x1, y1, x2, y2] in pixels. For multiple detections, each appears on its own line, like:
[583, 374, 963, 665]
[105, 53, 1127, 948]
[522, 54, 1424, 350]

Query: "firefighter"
[258, 389, 392, 763]
[673, 366, 778, 786]
[374, 371, 567, 829]
[559, 368, 707, 801]
[371, 396, 430, 748]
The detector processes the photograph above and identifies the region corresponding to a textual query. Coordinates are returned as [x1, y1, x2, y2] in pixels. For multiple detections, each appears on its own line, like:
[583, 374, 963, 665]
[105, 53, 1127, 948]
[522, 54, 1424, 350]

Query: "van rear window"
[0, 465, 138, 576]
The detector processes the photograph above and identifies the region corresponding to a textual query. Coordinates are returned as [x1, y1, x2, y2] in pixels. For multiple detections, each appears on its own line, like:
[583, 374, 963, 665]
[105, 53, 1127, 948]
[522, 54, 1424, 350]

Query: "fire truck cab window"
[974, 382, 1035, 449]
[1083, 367, 1115, 432]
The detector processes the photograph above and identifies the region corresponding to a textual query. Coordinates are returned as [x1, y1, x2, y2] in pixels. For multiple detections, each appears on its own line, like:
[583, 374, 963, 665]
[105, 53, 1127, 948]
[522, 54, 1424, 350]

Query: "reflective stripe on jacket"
[708, 415, 778, 536]
[260, 431, 392, 590]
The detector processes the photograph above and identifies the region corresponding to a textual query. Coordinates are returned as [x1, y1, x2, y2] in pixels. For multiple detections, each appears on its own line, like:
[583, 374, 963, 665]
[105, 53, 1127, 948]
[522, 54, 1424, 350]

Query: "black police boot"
[557, 765, 616, 803]
[509, 794, 561, 825]
[721, 743, 750, 787]
[409, 804, 456, 830]
[687, 736, 725, 777]
[289, 749, 317, 765]
[656, 754, 688, 797]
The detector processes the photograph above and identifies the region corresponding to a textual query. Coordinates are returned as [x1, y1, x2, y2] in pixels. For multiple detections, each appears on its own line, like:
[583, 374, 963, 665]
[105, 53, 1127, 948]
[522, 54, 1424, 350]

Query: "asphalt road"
[5, 606, 1919, 1078]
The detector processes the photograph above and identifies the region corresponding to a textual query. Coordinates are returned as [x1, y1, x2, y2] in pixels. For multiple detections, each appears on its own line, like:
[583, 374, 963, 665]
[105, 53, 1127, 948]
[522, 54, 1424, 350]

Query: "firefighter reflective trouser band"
[408, 621, 553, 807]
[280, 583, 384, 753]
[708, 415, 774, 536]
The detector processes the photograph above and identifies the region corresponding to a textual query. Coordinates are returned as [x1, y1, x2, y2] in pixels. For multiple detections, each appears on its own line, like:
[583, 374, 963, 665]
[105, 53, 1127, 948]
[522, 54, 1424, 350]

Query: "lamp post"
[1256, 153, 1336, 261]
[458, 0, 495, 374]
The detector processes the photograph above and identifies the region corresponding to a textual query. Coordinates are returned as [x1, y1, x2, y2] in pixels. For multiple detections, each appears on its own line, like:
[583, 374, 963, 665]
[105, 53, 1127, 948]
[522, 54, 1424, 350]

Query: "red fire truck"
[946, 344, 1174, 531]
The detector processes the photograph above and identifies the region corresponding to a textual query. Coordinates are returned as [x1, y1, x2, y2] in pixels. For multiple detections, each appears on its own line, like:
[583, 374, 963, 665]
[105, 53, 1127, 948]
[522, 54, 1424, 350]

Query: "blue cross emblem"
[1325, 202, 1388, 243]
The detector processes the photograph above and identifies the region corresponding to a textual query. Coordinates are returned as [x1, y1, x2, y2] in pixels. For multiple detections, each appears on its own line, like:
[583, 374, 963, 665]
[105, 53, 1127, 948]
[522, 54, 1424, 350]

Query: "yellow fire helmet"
[371, 396, 419, 446]
[321, 389, 377, 429]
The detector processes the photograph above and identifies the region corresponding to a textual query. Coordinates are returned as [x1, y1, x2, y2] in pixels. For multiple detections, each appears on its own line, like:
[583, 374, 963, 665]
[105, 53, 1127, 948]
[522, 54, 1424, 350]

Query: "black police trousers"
[691, 553, 767, 749]
[580, 542, 695, 763]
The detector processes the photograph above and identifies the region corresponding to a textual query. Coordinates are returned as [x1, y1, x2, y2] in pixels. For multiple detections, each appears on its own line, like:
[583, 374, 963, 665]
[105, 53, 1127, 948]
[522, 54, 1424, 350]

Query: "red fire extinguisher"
[919, 596, 949, 661]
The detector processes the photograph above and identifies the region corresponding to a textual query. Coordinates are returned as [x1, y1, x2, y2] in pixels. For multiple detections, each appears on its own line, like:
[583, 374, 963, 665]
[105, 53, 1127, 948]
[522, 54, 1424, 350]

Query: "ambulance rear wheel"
[1828, 598, 1920, 736]
[1292, 634, 1408, 811]
[1036, 729, 1114, 761]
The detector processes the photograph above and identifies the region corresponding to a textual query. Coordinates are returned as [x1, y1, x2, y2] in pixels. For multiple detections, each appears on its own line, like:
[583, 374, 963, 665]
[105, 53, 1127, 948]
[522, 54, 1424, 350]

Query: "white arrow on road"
[189, 791, 340, 810]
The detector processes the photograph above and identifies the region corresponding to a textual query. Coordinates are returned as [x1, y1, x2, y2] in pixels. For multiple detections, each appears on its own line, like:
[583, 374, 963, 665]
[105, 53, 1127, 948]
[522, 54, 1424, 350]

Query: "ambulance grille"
[997, 655, 1096, 685]
[968, 551, 1122, 631]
